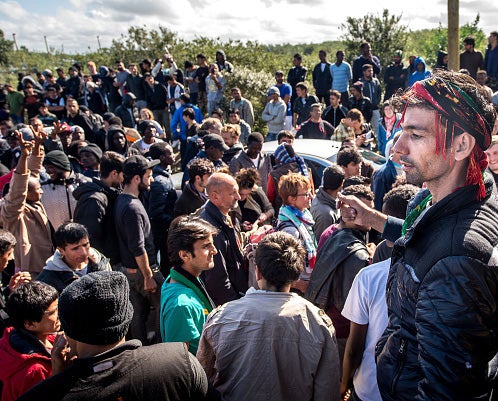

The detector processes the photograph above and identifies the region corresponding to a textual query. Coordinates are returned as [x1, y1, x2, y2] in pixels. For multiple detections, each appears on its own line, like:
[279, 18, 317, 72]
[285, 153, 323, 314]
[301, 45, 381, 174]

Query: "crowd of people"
[0, 34, 497, 401]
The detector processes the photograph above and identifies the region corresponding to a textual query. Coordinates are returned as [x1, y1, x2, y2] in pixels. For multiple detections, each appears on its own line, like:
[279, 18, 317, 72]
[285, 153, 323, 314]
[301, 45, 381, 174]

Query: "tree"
[0, 29, 14, 65]
[340, 9, 408, 71]
[407, 14, 486, 68]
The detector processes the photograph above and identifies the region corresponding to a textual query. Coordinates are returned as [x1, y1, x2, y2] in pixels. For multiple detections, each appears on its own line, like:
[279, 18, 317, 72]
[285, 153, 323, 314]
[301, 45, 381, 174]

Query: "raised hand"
[17, 130, 34, 156]
[30, 124, 48, 145]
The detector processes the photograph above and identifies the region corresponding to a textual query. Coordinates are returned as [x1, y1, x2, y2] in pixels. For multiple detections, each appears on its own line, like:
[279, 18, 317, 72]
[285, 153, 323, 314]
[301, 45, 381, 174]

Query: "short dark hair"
[149, 142, 172, 160]
[362, 64, 373, 71]
[167, 216, 218, 267]
[228, 108, 240, 116]
[255, 232, 305, 290]
[180, 93, 190, 103]
[463, 36, 475, 46]
[247, 132, 264, 144]
[343, 175, 371, 188]
[360, 42, 370, 50]
[0, 229, 16, 255]
[342, 184, 374, 201]
[182, 107, 195, 120]
[329, 89, 341, 99]
[337, 147, 362, 167]
[277, 130, 295, 142]
[184, 60, 193, 69]
[382, 184, 419, 219]
[67, 140, 88, 158]
[7, 281, 58, 330]
[55, 222, 89, 248]
[211, 108, 224, 118]
[188, 158, 215, 181]
[296, 82, 308, 91]
[100, 151, 124, 178]
[322, 165, 345, 191]
[293, 53, 302, 61]
[108, 116, 122, 126]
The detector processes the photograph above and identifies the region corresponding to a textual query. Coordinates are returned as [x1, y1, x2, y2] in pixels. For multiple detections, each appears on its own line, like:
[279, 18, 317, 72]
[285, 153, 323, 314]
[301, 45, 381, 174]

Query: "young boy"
[0, 281, 59, 401]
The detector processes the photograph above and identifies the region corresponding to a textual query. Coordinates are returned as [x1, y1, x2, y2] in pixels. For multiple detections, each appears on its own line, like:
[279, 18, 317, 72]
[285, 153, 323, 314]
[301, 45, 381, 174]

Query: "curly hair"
[235, 168, 260, 190]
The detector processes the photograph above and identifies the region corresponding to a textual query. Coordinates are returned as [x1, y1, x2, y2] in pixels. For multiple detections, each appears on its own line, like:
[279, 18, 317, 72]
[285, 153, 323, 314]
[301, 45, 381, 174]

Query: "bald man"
[199, 173, 247, 305]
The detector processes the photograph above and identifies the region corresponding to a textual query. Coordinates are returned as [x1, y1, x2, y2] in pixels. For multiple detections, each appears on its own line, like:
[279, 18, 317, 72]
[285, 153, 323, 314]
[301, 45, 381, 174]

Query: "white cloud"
[0, 0, 497, 54]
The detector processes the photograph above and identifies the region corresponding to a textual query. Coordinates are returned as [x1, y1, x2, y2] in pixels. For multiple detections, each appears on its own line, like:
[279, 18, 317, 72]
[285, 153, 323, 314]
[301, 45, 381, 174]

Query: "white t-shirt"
[341, 258, 390, 401]
[251, 154, 260, 169]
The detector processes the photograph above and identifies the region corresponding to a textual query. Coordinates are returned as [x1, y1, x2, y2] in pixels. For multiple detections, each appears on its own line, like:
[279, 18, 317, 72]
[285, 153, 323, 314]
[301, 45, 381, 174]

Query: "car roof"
[262, 139, 342, 162]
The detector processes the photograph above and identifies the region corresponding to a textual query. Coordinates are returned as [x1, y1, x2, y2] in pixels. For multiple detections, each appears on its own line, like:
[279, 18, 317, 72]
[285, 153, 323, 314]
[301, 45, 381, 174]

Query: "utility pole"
[447, 0, 459, 71]
[96, 35, 102, 51]
[12, 33, 19, 51]
[44, 35, 50, 54]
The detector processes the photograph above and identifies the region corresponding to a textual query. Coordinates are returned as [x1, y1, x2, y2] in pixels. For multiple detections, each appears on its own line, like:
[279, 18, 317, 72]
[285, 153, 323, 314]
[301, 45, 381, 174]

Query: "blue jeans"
[265, 132, 278, 142]
[11, 114, 23, 124]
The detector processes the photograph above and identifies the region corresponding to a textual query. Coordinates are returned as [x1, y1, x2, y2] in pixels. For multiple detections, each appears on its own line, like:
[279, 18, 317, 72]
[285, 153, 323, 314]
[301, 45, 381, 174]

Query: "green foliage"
[223, 66, 275, 134]
[0, 30, 14, 66]
[340, 9, 408, 68]
[406, 14, 486, 67]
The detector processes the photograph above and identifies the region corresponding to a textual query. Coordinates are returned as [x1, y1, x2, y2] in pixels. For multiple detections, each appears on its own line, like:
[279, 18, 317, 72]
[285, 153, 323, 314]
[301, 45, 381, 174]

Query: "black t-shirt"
[195, 67, 209, 92]
[114, 193, 157, 269]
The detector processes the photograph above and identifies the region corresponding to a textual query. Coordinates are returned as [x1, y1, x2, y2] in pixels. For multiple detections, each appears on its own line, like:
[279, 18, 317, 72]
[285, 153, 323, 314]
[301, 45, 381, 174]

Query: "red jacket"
[0, 327, 53, 401]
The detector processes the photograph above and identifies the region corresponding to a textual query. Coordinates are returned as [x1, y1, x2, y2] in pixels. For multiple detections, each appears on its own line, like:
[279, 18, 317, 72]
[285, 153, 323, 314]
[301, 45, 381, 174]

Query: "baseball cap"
[123, 155, 159, 178]
[203, 134, 229, 151]
[268, 86, 280, 96]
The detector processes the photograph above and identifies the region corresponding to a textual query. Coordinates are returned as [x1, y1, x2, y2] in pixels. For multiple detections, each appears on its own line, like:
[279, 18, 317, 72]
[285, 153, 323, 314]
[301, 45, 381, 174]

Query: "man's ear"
[453, 132, 476, 161]
[178, 250, 191, 263]
[255, 265, 262, 281]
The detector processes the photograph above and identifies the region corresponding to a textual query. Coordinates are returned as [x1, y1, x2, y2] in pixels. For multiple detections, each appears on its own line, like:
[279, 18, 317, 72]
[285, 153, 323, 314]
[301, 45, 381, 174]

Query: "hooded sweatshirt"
[408, 57, 431, 87]
[0, 327, 53, 401]
[36, 248, 110, 293]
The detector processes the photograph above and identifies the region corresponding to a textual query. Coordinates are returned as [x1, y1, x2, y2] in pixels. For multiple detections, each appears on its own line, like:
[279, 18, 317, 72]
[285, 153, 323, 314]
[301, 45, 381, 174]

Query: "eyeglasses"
[295, 191, 312, 198]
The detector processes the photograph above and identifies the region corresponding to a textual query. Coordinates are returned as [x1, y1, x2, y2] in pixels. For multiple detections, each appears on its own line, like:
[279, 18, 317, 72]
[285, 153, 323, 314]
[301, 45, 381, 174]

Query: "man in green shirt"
[160, 216, 218, 354]
[5, 84, 24, 124]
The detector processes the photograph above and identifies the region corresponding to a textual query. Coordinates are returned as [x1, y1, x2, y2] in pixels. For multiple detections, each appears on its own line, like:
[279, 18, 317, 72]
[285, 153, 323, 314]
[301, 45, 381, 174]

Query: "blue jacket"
[170, 103, 203, 141]
[408, 57, 431, 87]
[371, 158, 398, 211]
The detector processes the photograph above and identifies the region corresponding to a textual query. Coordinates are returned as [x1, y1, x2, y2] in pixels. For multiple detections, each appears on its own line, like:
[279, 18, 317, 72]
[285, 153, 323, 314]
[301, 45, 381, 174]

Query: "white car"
[173, 139, 386, 190]
[262, 138, 386, 187]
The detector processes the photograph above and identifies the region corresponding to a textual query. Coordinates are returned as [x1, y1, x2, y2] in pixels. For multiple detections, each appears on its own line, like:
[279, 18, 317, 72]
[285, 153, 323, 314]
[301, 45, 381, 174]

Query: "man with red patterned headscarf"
[339, 70, 498, 401]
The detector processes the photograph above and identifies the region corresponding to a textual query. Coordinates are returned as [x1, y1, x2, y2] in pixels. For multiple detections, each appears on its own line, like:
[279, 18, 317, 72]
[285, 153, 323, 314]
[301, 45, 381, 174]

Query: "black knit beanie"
[59, 271, 133, 345]
[43, 150, 71, 172]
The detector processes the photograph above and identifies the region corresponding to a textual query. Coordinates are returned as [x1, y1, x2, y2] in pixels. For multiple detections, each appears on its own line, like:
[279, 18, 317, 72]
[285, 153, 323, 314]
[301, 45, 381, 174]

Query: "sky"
[0, 0, 496, 54]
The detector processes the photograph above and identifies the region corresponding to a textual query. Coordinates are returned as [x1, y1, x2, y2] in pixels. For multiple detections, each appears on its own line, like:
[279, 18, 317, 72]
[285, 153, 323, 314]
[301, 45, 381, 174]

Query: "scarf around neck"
[278, 205, 317, 270]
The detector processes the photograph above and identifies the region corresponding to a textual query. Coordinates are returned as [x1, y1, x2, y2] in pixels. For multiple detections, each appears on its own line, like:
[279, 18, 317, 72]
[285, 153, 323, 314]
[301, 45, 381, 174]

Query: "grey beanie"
[59, 271, 133, 345]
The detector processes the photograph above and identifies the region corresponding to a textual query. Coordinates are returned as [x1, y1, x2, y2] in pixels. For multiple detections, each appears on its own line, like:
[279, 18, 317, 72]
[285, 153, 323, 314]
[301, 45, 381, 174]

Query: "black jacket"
[174, 183, 207, 217]
[376, 177, 498, 401]
[145, 165, 177, 247]
[199, 201, 247, 306]
[73, 178, 121, 265]
[312, 62, 332, 96]
[305, 228, 370, 338]
[348, 96, 373, 123]
[114, 94, 137, 128]
[145, 82, 168, 110]
[383, 62, 406, 101]
[17, 341, 218, 401]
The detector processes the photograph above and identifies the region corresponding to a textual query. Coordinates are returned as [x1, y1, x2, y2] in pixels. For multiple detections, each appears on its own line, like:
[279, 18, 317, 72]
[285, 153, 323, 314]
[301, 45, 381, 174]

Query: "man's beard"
[138, 181, 150, 192]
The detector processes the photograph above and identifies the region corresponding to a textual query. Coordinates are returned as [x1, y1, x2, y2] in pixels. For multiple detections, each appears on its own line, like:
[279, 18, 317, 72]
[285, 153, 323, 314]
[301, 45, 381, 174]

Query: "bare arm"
[134, 252, 157, 292]
[340, 322, 368, 399]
